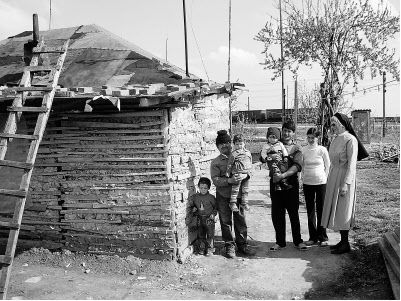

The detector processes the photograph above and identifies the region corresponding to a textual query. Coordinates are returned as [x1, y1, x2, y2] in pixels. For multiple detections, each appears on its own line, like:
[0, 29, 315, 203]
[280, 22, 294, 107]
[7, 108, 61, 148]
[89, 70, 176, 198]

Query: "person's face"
[268, 135, 278, 144]
[307, 134, 318, 145]
[234, 141, 245, 150]
[282, 127, 294, 142]
[217, 141, 231, 156]
[199, 183, 209, 195]
[330, 119, 340, 135]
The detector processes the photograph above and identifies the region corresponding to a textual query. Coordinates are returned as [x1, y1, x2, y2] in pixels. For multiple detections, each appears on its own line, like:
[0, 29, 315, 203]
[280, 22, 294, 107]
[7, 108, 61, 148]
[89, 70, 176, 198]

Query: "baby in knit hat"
[260, 127, 292, 191]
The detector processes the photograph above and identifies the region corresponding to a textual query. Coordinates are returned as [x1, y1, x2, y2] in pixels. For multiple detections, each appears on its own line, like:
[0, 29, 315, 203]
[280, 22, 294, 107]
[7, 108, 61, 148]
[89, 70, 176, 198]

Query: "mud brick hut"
[0, 25, 233, 261]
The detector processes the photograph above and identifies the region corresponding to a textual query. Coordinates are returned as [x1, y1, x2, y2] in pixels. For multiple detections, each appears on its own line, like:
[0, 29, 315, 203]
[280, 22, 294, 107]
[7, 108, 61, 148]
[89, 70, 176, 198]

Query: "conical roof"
[0, 24, 200, 87]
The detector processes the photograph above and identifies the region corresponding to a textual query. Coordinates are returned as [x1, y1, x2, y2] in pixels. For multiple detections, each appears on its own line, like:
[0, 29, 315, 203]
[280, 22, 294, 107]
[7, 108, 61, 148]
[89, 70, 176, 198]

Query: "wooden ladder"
[0, 38, 69, 300]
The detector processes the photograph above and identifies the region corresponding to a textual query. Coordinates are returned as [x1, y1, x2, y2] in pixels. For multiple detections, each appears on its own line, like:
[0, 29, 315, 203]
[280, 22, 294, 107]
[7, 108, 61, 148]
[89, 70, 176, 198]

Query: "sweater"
[301, 144, 330, 185]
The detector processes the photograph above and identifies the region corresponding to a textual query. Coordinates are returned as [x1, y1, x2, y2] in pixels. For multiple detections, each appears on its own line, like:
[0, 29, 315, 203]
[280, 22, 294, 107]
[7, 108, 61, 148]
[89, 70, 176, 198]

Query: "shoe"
[331, 243, 351, 254]
[329, 242, 342, 250]
[269, 244, 286, 251]
[320, 240, 329, 247]
[229, 203, 239, 212]
[296, 243, 308, 251]
[241, 204, 250, 211]
[305, 240, 317, 246]
[237, 244, 256, 256]
[204, 248, 213, 257]
[225, 244, 236, 259]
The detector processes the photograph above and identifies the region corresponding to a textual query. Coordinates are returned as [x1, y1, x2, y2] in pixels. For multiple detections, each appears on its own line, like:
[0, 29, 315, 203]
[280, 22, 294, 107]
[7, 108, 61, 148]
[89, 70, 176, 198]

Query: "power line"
[189, 0, 209, 81]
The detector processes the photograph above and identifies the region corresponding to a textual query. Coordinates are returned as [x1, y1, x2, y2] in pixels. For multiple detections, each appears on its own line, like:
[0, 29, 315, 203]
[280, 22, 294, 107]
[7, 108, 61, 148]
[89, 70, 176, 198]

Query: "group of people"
[188, 112, 369, 258]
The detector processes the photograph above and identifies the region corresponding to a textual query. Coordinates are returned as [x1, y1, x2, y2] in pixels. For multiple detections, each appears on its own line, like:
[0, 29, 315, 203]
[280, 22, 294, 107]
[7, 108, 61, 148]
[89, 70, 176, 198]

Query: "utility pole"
[279, 0, 285, 123]
[49, 0, 52, 30]
[383, 71, 386, 137]
[165, 38, 168, 61]
[228, 0, 232, 133]
[182, 0, 189, 78]
[294, 77, 298, 137]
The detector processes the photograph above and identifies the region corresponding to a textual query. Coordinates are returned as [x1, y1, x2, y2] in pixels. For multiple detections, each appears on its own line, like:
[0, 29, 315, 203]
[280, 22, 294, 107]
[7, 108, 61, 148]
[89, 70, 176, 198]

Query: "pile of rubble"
[366, 142, 400, 162]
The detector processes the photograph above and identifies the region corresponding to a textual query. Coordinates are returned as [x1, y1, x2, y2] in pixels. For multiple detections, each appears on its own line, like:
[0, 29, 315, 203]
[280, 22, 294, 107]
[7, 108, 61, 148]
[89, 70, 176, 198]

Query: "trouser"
[216, 191, 248, 247]
[229, 174, 250, 205]
[197, 216, 215, 249]
[270, 181, 303, 247]
[303, 184, 328, 242]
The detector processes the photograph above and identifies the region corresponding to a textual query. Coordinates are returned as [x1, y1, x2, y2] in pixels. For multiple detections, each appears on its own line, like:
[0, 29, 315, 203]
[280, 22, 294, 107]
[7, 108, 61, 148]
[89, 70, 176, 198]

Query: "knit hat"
[216, 130, 231, 145]
[266, 127, 281, 140]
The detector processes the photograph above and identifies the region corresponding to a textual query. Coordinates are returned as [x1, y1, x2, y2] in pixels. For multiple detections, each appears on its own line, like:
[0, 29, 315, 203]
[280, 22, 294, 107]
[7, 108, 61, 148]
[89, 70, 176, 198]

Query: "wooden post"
[33, 14, 39, 42]
[294, 77, 298, 137]
[182, 0, 189, 78]
[383, 71, 386, 138]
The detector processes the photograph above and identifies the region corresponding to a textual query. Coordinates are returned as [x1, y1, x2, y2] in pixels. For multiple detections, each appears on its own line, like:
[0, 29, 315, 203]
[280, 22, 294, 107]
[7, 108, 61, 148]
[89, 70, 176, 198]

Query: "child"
[188, 177, 217, 256]
[260, 127, 292, 191]
[226, 134, 252, 212]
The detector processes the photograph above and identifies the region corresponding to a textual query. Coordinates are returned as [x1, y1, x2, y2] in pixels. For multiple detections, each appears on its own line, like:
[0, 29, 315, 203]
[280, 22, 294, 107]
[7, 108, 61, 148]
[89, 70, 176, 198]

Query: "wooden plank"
[30, 191, 61, 195]
[0, 160, 33, 170]
[0, 133, 39, 140]
[60, 178, 167, 185]
[60, 209, 130, 214]
[0, 256, 12, 265]
[378, 238, 400, 281]
[0, 189, 26, 197]
[0, 221, 20, 230]
[32, 45, 66, 54]
[2, 87, 53, 93]
[57, 157, 167, 163]
[7, 106, 48, 113]
[24, 66, 56, 73]
[35, 163, 167, 169]
[54, 135, 164, 141]
[42, 144, 164, 149]
[45, 129, 163, 138]
[384, 232, 400, 259]
[61, 219, 122, 224]
[59, 111, 164, 117]
[395, 227, 400, 240]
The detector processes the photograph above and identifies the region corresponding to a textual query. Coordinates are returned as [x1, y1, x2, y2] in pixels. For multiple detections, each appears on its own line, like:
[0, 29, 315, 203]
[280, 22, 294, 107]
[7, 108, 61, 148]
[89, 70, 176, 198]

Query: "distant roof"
[0, 24, 200, 87]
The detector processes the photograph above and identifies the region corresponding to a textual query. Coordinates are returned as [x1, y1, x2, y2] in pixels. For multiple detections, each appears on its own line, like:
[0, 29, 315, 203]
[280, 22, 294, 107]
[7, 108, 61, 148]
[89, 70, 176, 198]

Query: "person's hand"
[269, 153, 279, 161]
[273, 173, 284, 183]
[340, 183, 349, 197]
[228, 173, 241, 184]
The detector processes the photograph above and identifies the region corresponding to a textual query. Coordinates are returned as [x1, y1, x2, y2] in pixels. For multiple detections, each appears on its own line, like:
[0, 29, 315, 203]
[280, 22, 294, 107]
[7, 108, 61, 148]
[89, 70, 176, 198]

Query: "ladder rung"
[7, 106, 49, 113]
[0, 160, 33, 170]
[32, 45, 66, 54]
[24, 66, 57, 73]
[0, 255, 12, 265]
[14, 87, 53, 92]
[0, 220, 20, 230]
[0, 133, 39, 140]
[0, 189, 27, 197]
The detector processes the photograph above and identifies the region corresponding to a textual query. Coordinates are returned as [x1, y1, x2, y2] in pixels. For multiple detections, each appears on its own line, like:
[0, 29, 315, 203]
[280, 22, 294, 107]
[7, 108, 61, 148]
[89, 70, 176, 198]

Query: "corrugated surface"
[0, 24, 199, 87]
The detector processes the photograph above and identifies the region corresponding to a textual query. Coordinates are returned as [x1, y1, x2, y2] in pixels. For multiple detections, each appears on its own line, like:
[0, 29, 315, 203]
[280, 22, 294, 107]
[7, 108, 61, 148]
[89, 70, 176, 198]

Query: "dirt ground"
[5, 163, 396, 300]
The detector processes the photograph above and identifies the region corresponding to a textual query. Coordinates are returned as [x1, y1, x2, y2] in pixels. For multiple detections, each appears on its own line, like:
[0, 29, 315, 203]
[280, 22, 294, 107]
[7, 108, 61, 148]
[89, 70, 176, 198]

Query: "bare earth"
[6, 165, 394, 300]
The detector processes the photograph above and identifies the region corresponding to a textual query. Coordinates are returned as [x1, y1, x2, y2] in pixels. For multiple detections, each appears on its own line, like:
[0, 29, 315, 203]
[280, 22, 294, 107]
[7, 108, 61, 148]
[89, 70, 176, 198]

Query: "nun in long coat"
[321, 113, 369, 254]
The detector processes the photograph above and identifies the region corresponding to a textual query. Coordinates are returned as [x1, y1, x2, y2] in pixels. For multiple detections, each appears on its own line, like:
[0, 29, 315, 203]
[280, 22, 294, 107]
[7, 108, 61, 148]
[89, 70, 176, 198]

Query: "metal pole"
[228, 0, 232, 133]
[294, 77, 298, 136]
[165, 38, 168, 61]
[383, 71, 386, 137]
[248, 97, 250, 112]
[279, 0, 285, 123]
[182, 0, 189, 78]
[49, 0, 52, 30]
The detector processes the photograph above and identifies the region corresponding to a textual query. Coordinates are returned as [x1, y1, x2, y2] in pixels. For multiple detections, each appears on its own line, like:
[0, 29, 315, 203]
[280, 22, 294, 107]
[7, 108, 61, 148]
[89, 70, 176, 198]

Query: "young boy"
[260, 127, 292, 191]
[226, 134, 252, 212]
[188, 177, 217, 256]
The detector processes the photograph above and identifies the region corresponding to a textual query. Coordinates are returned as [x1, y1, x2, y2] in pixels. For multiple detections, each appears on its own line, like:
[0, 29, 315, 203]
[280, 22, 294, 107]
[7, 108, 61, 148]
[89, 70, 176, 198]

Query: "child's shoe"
[241, 204, 250, 211]
[229, 203, 239, 212]
[275, 184, 282, 191]
[204, 248, 214, 256]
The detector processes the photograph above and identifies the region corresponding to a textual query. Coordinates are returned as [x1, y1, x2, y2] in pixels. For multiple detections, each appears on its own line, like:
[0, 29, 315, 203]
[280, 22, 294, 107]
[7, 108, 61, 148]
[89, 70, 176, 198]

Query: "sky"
[0, 0, 399, 117]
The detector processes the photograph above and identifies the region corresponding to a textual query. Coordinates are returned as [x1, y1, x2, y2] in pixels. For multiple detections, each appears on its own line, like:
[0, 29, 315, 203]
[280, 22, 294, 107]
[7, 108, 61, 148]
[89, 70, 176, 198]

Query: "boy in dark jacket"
[189, 177, 217, 256]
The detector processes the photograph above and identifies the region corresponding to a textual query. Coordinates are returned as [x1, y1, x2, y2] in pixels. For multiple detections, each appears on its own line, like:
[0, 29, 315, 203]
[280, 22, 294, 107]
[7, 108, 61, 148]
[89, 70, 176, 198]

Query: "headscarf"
[334, 112, 369, 161]
[216, 130, 231, 145]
